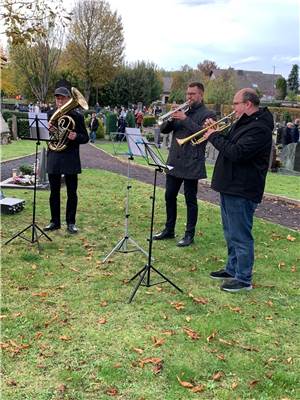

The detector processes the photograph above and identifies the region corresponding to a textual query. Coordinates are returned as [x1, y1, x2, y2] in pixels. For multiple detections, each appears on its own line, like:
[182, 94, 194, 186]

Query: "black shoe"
[176, 234, 194, 247]
[221, 279, 252, 292]
[44, 222, 61, 231]
[153, 229, 175, 240]
[67, 224, 78, 234]
[210, 269, 233, 280]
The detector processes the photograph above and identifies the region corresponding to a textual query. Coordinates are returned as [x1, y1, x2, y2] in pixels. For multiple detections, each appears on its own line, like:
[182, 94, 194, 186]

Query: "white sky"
[1, 0, 299, 79]
[96, 0, 300, 79]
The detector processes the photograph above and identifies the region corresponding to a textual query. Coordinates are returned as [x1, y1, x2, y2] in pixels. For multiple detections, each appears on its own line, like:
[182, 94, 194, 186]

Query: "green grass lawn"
[1, 140, 38, 161]
[1, 169, 299, 399]
[96, 142, 300, 201]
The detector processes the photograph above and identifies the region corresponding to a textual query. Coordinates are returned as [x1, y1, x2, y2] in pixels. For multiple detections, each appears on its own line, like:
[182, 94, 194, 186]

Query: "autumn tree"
[197, 60, 218, 77]
[65, 0, 124, 102]
[97, 61, 162, 107]
[0, 0, 70, 44]
[205, 70, 236, 109]
[9, 23, 64, 102]
[275, 77, 287, 100]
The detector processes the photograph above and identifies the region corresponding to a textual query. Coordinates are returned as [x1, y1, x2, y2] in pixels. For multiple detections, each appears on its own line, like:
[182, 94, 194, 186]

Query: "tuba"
[48, 87, 89, 152]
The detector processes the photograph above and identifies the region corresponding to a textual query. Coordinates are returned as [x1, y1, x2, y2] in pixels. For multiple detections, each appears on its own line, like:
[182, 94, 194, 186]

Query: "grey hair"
[242, 91, 260, 106]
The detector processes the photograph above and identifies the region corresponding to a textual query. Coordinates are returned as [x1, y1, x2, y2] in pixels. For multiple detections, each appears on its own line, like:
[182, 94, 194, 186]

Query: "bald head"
[237, 88, 260, 106]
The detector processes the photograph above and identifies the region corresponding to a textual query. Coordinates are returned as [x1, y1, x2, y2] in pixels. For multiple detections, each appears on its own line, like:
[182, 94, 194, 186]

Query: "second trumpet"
[177, 111, 236, 146]
[157, 101, 190, 126]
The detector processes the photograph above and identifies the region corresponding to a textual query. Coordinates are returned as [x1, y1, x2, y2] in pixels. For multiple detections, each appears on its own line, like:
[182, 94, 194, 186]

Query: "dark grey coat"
[47, 110, 89, 175]
[160, 103, 216, 179]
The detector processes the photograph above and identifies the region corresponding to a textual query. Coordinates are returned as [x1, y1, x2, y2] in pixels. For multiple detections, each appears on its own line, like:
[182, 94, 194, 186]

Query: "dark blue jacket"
[208, 107, 273, 203]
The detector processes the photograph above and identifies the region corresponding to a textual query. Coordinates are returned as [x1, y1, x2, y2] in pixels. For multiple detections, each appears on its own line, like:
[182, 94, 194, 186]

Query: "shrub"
[19, 164, 34, 175]
[96, 118, 105, 139]
[126, 111, 135, 128]
[144, 131, 155, 142]
[105, 112, 118, 134]
[18, 119, 30, 138]
[143, 115, 156, 127]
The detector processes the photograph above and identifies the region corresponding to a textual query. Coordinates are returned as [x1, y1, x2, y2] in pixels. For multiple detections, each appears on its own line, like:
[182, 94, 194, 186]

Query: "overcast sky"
[83, 0, 299, 79]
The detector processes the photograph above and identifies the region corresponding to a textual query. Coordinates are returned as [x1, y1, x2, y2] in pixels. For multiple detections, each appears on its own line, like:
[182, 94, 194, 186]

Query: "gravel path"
[1, 143, 299, 231]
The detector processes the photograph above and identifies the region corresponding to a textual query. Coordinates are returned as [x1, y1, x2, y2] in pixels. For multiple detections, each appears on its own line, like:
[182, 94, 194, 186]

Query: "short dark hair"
[188, 82, 204, 93]
[242, 91, 260, 106]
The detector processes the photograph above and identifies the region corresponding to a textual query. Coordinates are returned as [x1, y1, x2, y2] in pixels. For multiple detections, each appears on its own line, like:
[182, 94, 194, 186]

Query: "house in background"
[162, 68, 284, 102]
[161, 77, 172, 104]
[210, 68, 283, 100]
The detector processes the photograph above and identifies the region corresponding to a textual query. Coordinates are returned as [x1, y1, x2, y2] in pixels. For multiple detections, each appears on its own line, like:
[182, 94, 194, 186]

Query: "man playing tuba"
[44, 86, 89, 234]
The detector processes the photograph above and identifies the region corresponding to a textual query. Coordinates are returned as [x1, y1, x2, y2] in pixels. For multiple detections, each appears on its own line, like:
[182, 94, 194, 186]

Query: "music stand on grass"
[102, 128, 148, 262]
[5, 113, 52, 250]
[128, 139, 183, 303]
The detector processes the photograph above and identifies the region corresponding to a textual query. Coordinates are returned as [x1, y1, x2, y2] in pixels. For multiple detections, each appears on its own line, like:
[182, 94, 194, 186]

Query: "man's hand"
[172, 110, 187, 121]
[203, 118, 217, 139]
[68, 131, 77, 141]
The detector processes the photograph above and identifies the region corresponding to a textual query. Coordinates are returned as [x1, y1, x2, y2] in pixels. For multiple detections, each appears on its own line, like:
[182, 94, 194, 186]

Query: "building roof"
[210, 68, 283, 96]
[163, 77, 173, 93]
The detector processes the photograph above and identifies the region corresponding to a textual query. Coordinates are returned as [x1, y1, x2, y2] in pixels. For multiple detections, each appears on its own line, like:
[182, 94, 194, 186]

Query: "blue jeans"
[90, 131, 96, 143]
[220, 193, 258, 284]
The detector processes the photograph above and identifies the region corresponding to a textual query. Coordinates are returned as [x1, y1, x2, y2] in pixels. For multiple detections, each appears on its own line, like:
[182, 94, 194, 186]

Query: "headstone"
[0, 112, 11, 144]
[11, 115, 18, 140]
[280, 142, 300, 173]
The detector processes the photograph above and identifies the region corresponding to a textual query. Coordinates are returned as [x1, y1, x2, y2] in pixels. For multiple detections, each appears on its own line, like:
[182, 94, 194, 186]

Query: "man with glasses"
[153, 82, 216, 247]
[204, 88, 273, 292]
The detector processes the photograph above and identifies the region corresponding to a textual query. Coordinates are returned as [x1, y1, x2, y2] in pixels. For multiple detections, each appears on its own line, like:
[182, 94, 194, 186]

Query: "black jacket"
[89, 117, 99, 132]
[160, 103, 216, 179]
[47, 109, 89, 175]
[209, 107, 273, 203]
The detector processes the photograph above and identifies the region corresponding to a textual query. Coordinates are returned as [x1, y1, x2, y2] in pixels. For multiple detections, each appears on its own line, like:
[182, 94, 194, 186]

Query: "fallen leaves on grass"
[32, 291, 48, 297]
[207, 331, 217, 342]
[183, 327, 200, 340]
[286, 234, 296, 242]
[212, 371, 224, 381]
[151, 336, 165, 347]
[97, 318, 107, 324]
[59, 335, 71, 341]
[177, 376, 205, 393]
[106, 387, 118, 396]
[170, 301, 185, 311]
[139, 357, 162, 368]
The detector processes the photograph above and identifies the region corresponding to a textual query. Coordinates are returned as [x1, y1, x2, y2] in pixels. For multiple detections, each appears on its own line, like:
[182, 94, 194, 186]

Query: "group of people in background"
[276, 118, 300, 145]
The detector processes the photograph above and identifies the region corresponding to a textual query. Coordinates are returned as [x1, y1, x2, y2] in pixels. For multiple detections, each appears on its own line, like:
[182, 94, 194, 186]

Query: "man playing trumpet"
[153, 82, 216, 247]
[204, 88, 273, 292]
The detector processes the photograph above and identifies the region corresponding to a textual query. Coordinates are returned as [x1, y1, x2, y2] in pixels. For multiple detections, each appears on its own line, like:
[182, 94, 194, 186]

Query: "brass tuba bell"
[48, 87, 89, 152]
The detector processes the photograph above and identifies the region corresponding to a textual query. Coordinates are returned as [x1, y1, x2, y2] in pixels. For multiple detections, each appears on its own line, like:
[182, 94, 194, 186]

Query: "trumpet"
[176, 111, 236, 146]
[157, 101, 190, 126]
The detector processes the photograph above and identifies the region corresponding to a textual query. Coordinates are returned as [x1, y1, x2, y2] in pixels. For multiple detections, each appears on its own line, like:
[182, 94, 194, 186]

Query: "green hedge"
[2, 110, 29, 121]
[105, 112, 118, 134]
[143, 115, 156, 127]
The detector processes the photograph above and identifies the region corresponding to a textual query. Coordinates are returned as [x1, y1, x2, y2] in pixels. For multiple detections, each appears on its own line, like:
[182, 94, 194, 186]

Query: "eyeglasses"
[232, 101, 245, 106]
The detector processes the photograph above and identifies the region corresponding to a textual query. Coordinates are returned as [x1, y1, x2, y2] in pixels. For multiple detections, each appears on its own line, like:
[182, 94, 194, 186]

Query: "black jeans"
[48, 174, 78, 226]
[165, 174, 198, 236]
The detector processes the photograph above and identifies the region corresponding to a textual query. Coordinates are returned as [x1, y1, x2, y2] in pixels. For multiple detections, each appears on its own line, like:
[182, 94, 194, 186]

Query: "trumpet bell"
[157, 101, 190, 126]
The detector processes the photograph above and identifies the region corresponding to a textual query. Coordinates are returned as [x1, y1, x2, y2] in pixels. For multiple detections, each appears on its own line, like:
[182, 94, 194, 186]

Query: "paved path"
[1, 143, 299, 231]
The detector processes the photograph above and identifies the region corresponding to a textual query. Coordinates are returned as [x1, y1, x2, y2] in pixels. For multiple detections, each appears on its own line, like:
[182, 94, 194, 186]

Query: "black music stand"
[128, 140, 183, 303]
[5, 114, 52, 250]
[102, 130, 148, 262]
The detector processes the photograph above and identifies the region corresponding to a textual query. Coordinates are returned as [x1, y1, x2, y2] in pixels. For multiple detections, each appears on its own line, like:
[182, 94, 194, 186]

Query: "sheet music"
[28, 112, 50, 140]
[125, 128, 146, 157]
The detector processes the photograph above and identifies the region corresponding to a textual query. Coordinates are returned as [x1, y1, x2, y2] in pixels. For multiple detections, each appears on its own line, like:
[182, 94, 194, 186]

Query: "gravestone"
[0, 112, 11, 144]
[280, 142, 300, 173]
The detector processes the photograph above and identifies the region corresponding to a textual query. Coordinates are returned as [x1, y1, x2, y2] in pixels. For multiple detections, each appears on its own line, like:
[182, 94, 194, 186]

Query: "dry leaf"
[151, 337, 165, 347]
[57, 384, 67, 393]
[193, 297, 209, 305]
[249, 379, 260, 388]
[286, 357, 293, 364]
[34, 332, 43, 340]
[183, 327, 200, 340]
[97, 318, 107, 324]
[100, 301, 108, 307]
[161, 330, 175, 336]
[191, 384, 205, 393]
[140, 357, 162, 368]
[291, 266, 297, 272]
[32, 292, 48, 297]
[170, 301, 185, 311]
[287, 234, 296, 242]
[0, 315, 7, 319]
[133, 348, 143, 354]
[207, 331, 217, 342]
[177, 376, 194, 388]
[186, 316, 192, 322]
[216, 353, 226, 361]
[153, 362, 163, 374]
[231, 381, 238, 389]
[212, 371, 224, 381]
[106, 387, 118, 396]
[59, 335, 71, 341]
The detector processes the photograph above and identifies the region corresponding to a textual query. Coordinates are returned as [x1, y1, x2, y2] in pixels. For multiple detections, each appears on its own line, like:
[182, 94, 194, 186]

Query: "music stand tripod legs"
[102, 156, 148, 263]
[128, 167, 183, 303]
[5, 132, 52, 250]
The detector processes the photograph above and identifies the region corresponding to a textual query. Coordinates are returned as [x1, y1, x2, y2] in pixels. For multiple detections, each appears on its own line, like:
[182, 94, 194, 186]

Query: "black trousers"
[165, 174, 198, 236]
[48, 174, 78, 226]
